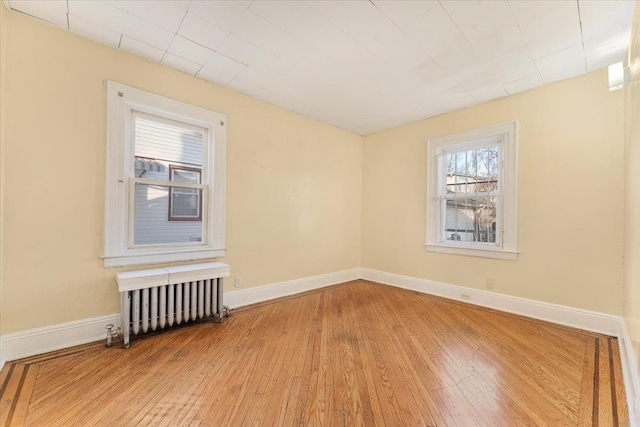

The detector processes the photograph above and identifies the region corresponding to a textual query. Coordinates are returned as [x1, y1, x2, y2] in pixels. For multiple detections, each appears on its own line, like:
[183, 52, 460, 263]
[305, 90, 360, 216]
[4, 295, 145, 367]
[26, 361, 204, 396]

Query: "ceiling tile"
[470, 84, 508, 104]
[126, 1, 186, 33]
[123, 14, 174, 50]
[230, 10, 323, 66]
[119, 36, 164, 62]
[418, 29, 471, 60]
[508, 0, 573, 25]
[167, 35, 214, 65]
[188, 0, 246, 33]
[586, 46, 627, 72]
[68, 0, 126, 33]
[161, 52, 201, 75]
[226, 67, 279, 96]
[526, 24, 582, 59]
[580, 2, 635, 41]
[502, 74, 543, 95]
[395, 3, 457, 44]
[578, 0, 635, 24]
[518, 2, 579, 44]
[287, 9, 379, 70]
[472, 26, 527, 60]
[372, 1, 440, 26]
[311, 0, 427, 67]
[248, 0, 309, 31]
[171, 1, 191, 11]
[177, 12, 229, 51]
[584, 28, 631, 57]
[69, 14, 121, 47]
[217, 34, 296, 78]
[491, 58, 538, 85]
[197, 52, 247, 85]
[441, 0, 515, 44]
[9, 0, 68, 28]
[414, 61, 448, 85]
[535, 43, 586, 83]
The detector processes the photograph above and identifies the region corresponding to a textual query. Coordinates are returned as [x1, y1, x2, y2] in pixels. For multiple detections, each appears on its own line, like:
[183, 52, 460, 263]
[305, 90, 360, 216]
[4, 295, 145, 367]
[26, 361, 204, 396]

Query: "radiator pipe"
[105, 324, 121, 347]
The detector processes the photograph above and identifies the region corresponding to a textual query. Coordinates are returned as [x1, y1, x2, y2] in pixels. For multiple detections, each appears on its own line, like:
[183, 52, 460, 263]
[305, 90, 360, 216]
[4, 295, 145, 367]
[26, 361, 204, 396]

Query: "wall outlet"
[485, 278, 495, 289]
[460, 293, 471, 300]
[234, 277, 241, 288]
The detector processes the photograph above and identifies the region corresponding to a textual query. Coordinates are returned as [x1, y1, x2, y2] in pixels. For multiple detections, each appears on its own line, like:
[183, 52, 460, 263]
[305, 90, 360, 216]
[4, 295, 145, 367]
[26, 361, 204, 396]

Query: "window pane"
[134, 114, 203, 167]
[172, 170, 199, 184]
[444, 196, 498, 243]
[133, 183, 203, 245]
[171, 188, 200, 218]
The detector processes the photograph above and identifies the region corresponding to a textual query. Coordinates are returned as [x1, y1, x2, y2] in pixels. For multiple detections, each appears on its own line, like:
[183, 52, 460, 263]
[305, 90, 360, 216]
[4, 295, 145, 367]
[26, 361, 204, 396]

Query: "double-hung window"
[426, 122, 518, 260]
[103, 82, 226, 267]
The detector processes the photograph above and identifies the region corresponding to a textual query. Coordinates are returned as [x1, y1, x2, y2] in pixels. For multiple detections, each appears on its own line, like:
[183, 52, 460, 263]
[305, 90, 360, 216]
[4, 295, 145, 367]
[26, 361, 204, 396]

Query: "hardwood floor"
[0, 280, 629, 426]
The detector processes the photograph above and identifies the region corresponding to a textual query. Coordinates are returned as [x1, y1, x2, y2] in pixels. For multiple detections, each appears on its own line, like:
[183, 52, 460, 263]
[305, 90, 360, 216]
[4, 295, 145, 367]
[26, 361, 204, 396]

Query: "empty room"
[1, 0, 640, 425]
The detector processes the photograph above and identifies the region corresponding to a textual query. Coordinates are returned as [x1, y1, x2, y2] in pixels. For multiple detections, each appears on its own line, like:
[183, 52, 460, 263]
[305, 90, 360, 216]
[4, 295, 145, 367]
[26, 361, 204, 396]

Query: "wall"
[0, 10, 362, 335]
[0, 3, 6, 343]
[625, 0, 640, 365]
[362, 69, 625, 315]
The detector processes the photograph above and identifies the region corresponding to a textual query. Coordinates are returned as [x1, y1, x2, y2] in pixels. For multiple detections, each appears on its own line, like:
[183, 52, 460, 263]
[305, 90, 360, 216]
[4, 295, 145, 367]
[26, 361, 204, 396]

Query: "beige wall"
[0, 10, 362, 335]
[362, 69, 625, 315]
[625, 1, 640, 363]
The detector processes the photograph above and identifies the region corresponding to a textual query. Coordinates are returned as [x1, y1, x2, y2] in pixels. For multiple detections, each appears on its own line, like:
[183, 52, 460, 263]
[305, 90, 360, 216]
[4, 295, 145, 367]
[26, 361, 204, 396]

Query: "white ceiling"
[4, 0, 636, 135]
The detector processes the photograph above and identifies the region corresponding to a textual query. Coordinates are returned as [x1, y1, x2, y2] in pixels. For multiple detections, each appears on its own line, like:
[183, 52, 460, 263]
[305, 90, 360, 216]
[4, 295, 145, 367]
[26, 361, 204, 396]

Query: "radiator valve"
[105, 324, 121, 347]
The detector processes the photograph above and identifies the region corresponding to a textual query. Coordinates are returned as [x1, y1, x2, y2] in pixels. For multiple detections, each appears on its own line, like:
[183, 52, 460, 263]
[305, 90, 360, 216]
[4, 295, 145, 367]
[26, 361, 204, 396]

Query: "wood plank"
[0, 280, 629, 426]
[610, 338, 630, 427]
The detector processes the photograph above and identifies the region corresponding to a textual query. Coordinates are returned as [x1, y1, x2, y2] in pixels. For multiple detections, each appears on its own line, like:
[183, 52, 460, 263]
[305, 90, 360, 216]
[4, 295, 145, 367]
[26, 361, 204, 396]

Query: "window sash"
[127, 178, 208, 249]
[435, 141, 504, 249]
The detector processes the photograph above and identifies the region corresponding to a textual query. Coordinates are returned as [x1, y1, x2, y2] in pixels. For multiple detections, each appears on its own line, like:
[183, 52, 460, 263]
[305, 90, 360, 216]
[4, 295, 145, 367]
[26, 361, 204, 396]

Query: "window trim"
[103, 81, 227, 268]
[168, 165, 203, 222]
[425, 122, 518, 260]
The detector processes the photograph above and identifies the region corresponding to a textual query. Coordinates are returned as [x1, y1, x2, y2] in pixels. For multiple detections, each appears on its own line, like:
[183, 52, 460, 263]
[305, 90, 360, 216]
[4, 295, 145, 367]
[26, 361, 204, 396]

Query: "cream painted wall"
[624, 0, 640, 363]
[0, 10, 362, 334]
[362, 69, 625, 315]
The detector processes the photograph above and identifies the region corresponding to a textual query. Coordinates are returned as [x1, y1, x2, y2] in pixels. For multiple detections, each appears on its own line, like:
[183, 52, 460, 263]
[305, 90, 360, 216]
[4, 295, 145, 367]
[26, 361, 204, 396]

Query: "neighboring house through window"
[169, 166, 202, 222]
[103, 81, 227, 267]
[426, 122, 518, 260]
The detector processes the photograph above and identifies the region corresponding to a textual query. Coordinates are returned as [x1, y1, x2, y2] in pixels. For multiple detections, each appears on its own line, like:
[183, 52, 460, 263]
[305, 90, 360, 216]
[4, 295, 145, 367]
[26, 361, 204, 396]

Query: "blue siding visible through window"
[132, 113, 205, 245]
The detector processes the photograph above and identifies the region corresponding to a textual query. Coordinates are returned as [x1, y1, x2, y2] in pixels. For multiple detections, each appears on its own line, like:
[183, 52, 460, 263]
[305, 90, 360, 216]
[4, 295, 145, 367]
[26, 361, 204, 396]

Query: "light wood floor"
[0, 280, 629, 426]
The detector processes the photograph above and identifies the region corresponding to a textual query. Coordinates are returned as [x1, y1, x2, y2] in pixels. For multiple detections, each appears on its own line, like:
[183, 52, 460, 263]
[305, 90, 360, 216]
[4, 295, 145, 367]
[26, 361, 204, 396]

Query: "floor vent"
[116, 262, 230, 347]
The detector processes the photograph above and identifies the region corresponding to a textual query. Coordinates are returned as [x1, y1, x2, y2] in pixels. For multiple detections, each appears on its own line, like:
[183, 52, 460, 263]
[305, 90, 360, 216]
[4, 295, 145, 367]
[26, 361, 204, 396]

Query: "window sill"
[425, 244, 518, 260]
[103, 248, 225, 268]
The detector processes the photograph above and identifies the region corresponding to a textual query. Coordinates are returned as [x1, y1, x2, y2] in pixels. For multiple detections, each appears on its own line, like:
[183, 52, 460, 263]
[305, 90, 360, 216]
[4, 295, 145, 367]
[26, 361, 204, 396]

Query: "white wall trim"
[618, 320, 640, 426]
[0, 268, 360, 369]
[0, 314, 121, 369]
[1, 266, 637, 424]
[225, 268, 361, 309]
[361, 268, 621, 335]
[361, 268, 640, 425]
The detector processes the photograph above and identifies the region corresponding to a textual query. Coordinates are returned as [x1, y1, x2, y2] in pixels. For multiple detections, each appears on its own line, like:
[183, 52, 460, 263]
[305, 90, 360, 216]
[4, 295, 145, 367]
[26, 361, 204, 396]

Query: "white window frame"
[103, 81, 227, 268]
[426, 122, 518, 260]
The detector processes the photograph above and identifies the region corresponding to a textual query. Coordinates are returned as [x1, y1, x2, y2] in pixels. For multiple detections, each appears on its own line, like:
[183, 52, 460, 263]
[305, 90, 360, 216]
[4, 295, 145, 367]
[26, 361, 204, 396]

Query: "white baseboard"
[0, 268, 360, 369]
[225, 268, 361, 309]
[0, 313, 121, 369]
[1, 266, 637, 425]
[360, 268, 640, 425]
[361, 268, 621, 335]
[618, 320, 640, 426]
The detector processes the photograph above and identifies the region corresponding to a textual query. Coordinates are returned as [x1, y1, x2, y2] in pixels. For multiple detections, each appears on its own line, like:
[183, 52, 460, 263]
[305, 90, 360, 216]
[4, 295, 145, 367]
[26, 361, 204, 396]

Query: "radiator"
[116, 262, 230, 348]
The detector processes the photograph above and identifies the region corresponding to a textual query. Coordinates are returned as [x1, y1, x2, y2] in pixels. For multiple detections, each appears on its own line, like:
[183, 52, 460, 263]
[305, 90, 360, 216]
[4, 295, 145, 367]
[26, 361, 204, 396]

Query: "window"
[103, 82, 227, 267]
[169, 166, 202, 221]
[426, 122, 518, 260]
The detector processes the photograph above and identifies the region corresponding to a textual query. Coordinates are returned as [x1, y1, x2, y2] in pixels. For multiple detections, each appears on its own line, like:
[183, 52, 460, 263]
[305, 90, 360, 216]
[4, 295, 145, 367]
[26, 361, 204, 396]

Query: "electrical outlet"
[235, 277, 241, 288]
[485, 278, 495, 289]
[460, 293, 471, 300]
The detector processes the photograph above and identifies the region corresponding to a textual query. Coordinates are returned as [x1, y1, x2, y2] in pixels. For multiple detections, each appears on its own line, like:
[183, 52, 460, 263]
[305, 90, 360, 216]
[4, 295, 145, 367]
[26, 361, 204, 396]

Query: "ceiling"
[4, 0, 636, 135]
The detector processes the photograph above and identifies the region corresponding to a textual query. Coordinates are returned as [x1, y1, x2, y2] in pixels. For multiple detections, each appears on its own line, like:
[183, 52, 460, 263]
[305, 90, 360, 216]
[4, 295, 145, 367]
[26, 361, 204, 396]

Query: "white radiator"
[116, 262, 230, 347]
